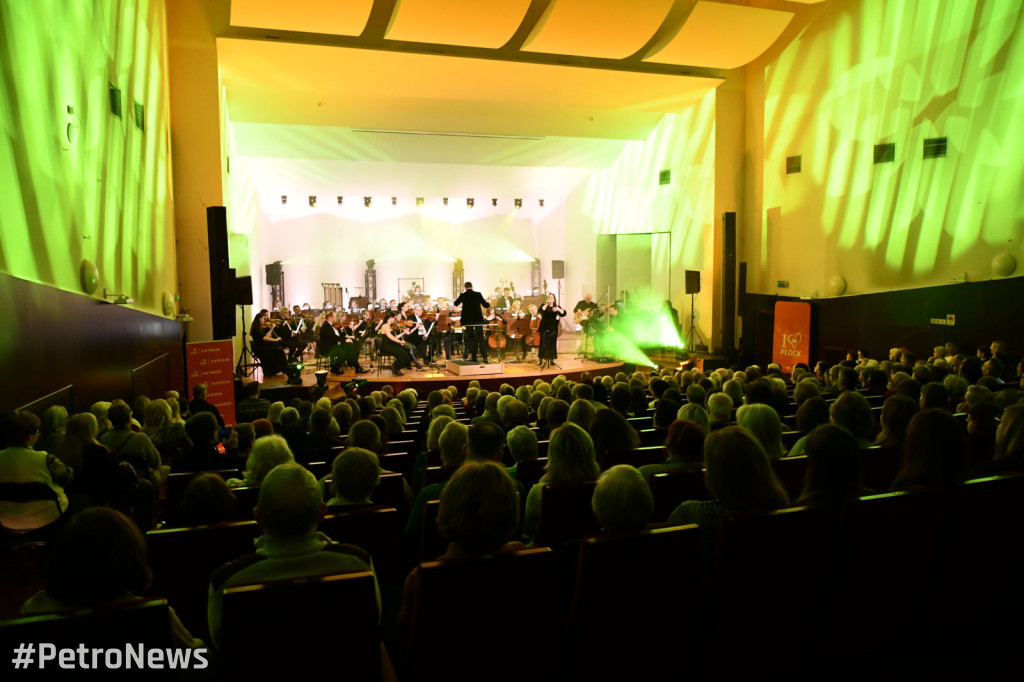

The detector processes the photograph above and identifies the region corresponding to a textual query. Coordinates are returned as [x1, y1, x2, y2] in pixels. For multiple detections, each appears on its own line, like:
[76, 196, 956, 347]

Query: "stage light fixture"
[285, 361, 304, 385]
[308, 195, 316, 207]
[491, 198, 497, 206]
[391, 196, 397, 206]
[281, 195, 287, 204]
[443, 197, 449, 206]
[364, 196, 371, 207]
[416, 197, 424, 207]
[514, 198, 522, 209]
[467, 198, 474, 208]
[337, 196, 343, 205]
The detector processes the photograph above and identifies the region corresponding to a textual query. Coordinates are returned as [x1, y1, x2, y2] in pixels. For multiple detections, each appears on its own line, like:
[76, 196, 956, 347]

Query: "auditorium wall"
[0, 0, 178, 317]
[0, 0, 185, 410]
[562, 90, 719, 348]
[249, 209, 549, 312]
[743, 0, 1023, 300]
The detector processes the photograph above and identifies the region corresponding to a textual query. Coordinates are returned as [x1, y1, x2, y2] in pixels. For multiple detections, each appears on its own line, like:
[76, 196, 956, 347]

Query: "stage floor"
[251, 332, 630, 396]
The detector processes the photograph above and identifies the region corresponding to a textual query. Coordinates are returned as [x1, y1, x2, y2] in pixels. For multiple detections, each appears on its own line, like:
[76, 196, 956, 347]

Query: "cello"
[485, 308, 507, 351]
[525, 304, 541, 348]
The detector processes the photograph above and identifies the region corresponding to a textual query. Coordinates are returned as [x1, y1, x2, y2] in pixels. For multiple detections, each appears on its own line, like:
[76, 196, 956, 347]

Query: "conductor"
[453, 282, 490, 363]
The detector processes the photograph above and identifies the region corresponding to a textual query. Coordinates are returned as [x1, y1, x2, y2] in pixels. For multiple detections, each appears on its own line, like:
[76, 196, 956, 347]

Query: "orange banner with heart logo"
[772, 301, 811, 373]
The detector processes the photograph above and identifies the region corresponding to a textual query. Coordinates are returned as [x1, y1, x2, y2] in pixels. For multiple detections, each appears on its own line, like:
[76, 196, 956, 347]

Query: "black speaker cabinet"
[265, 262, 282, 286]
[235, 276, 253, 306]
[551, 260, 565, 279]
[684, 270, 701, 294]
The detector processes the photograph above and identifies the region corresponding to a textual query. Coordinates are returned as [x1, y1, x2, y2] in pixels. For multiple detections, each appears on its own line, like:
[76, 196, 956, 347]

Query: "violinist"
[250, 310, 288, 377]
[278, 308, 305, 362]
[318, 310, 344, 375]
[340, 317, 370, 374]
[405, 303, 436, 363]
[380, 313, 423, 376]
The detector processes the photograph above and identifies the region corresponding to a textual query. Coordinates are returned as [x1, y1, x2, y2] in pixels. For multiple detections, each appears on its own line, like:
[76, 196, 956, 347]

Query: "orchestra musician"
[318, 310, 345, 375]
[340, 317, 370, 374]
[505, 299, 528, 363]
[250, 309, 288, 377]
[453, 282, 490, 363]
[538, 293, 566, 370]
[278, 308, 306, 362]
[379, 312, 424, 376]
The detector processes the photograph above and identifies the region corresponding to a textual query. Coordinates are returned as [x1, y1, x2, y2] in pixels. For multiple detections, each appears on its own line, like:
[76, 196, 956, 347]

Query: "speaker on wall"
[721, 212, 737, 352]
[265, 262, 282, 286]
[684, 270, 701, 294]
[235, 276, 253, 306]
[551, 260, 565, 279]
[207, 207, 235, 340]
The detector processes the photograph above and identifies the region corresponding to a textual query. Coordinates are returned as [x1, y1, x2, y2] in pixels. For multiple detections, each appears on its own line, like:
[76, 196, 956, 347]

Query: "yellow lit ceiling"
[217, 0, 819, 207]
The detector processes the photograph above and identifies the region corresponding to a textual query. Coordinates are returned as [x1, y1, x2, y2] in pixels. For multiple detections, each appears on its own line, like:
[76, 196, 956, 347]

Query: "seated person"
[21, 507, 203, 649]
[176, 473, 238, 526]
[592, 465, 654, 534]
[327, 448, 380, 510]
[505, 425, 538, 479]
[208, 463, 378, 650]
[99, 403, 165, 486]
[174, 412, 235, 473]
[638, 419, 706, 480]
[227, 434, 294, 488]
[399, 461, 525, 633]
[0, 410, 72, 532]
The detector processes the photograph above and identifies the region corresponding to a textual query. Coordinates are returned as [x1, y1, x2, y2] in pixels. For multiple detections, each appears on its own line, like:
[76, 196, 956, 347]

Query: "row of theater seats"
[5, 470, 1021, 679]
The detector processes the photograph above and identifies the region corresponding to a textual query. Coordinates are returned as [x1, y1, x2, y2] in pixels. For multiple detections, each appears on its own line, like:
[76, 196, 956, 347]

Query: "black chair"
[403, 548, 557, 680]
[320, 507, 402, 582]
[0, 599, 176, 667]
[534, 483, 600, 548]
[569, 524, 703, 678]
[146, 520, 261, 640]
[220, 570, 380, 680]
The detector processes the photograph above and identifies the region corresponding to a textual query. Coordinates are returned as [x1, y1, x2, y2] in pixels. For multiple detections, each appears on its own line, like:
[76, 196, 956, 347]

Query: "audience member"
[592, 465, 654, 533]
[796, 424, 869, 507]
[21, 507, 203, 648]
[208, 463, 378, 650]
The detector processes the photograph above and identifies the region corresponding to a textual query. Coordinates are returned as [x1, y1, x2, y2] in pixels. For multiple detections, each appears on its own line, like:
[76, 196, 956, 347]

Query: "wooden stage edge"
[254, 352, 630, 399]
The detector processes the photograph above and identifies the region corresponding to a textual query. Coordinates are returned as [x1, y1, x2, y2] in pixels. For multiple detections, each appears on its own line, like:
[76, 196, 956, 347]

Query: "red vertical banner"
[772, 301, 811, 374]
[186, 341, 237, 426]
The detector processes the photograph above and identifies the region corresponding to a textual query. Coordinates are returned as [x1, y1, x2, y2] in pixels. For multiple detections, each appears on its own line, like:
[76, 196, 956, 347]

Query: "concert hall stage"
[256, 352, 628, 401]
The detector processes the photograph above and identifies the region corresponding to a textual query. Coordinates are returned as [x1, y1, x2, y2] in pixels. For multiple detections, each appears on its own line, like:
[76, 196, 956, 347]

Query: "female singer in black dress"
[538, 293, 566, 369]
[250, 310, 288, 377]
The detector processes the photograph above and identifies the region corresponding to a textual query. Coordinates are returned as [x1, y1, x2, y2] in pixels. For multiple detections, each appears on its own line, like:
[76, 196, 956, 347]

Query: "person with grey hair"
[188, 383, 225, 428]
[592, 465, 654, 534]
[208, 463, 378, 650]
[707, 392, 733, 427]
[677, 403, 711, 434]
[506, 425, 538, 479]
[327, 448, 380, 508]
[228, 435, 295, 488]
[737, 403, 785, 461]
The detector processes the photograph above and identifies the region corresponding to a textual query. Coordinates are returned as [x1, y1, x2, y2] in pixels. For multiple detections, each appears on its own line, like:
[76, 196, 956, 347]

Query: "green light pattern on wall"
[0, 0, 176, 316]
[761, 0, 1023, 295]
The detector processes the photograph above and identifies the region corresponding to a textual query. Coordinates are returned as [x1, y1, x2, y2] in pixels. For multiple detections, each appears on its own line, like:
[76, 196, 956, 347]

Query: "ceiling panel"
[385, 0, 532, 48]
[218, 38, 722, 139]
[644, 1, 793, 69]
[230, 0, 374, 37]
[522, 0, 674, 59]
